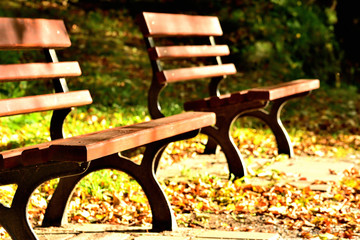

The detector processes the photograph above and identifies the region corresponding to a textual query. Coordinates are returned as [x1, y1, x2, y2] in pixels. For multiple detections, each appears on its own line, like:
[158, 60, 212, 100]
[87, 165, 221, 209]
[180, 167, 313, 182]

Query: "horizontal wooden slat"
[139, 12, 222, 37]
[185, 79, 321, 110]
[148, 45, 230, 60]
[0, 90, 92, 117]
[247, 79, 320, 101]
[1, 112, 216, 169]
[0, 17, 70, 49]
[184, 91, 251, 111]
[48, 112, 216, 162]
[0, 62, 81, 82]
[157, 63, 236, 83]
[0, 142, 54, 169]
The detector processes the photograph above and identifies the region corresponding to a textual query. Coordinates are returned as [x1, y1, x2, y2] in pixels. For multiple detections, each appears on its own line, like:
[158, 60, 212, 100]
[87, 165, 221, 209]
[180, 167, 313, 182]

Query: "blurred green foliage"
[217, 0, 340, 85]
[0, 0, 344, 101]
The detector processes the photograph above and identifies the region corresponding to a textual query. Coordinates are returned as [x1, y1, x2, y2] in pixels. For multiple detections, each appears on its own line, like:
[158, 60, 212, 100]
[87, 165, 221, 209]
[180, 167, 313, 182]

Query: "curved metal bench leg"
[138, 142, 177, 231]
[43, 140, 177, 231]
[0, 162, 89, 240]
[153, 146, 166, 173]
[242, 92, 310, 158]
[0, 186, 38, 240]
[201, 115, 247, 179]
[204, 106, 293, 158]
[41, 172, 83, 227]
[243, 98, 293, 157]
[244, 110, 293, 157]
[204, 92, 311, 159]
[202, 137, 218, 155]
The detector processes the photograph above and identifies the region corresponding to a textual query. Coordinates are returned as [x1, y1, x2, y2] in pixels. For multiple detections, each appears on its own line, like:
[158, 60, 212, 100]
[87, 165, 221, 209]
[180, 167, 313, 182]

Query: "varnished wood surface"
[0, 62, 81, 82]
[184, 79, 320, 110]
[148, 45, 230, 60]
[0, 17, 71, 49]
[157, 64, 236, 83]
[1, 112, 215, 169]
[184, 91, 249, 110]
[139, 12, 223, 37]
[0, 90, 92, 117]
[247, 79, 320, 101]
[49, 112, 216, 162]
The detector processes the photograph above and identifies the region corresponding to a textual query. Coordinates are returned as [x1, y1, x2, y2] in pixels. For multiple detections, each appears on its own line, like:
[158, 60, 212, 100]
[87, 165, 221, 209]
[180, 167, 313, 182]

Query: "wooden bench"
[0, 17, 216, 239]
[137, 12, 320, 179]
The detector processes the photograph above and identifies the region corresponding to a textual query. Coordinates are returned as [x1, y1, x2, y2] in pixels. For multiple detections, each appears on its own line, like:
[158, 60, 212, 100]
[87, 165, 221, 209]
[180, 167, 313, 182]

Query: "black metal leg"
[202, 137, 218, 154]
[204, 106, 293, 158]
[244, 109, 293, 157]
[242, 92, 310, 158]
[200, 101, 269, 179]
[203, 92, 311, 159]
[153, 146, 166, 173]
[243, 98, 293, 157]
[201, 112, 247, 179]
[0, 190, 37, 240]
[43, 142, 178, 231]
[202, 127, 246, 179]
[0, 162, 89, 240]
[137, 142, 177, 231]
[41, 172, 84, 227]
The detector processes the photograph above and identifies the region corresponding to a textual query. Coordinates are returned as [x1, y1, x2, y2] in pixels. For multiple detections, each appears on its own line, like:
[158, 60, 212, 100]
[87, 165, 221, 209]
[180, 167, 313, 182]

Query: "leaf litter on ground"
[1, 132, 359, 239]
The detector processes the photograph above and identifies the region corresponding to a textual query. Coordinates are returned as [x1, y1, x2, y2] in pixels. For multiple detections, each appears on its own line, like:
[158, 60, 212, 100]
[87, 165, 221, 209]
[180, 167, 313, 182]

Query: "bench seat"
[1, 112, 215, 170]
[184, 79, 320, 111]
[138, 12, 320, 179]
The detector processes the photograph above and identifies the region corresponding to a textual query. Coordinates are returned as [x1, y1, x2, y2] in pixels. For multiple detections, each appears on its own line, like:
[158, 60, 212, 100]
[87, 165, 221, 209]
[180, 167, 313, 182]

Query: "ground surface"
[157, 153, 358, 239]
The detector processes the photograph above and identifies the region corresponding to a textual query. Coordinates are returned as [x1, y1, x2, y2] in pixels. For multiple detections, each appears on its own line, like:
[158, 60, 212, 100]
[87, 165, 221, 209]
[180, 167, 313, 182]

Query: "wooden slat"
[48, 112, 216, 162]
[157, 63, 237, 83]
[184, 90, 251, 111]
[1, 112, 215, 169]
[139, 12, 223, 37]
[148, 45, 230, 60]
[0, 62, 81, 82]
[0, 142, 54, 169]
[184, 79, 320, 109]
[247, 79, 320, 101]
[0, 90, 92, 117]
[0, 17, 70, 49]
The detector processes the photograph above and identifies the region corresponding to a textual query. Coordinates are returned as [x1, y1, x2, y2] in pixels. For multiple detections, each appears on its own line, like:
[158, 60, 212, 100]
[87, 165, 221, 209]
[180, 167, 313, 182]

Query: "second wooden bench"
[137, 12, 320, 179]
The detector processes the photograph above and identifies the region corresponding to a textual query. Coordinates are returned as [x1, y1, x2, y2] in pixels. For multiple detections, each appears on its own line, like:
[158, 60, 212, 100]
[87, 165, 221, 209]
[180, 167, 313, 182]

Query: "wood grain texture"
[0, 112, 215, 170]
[139, 12, 223, 37]
[157, 64, 236, 83]
[184, 79, 320, 110]
[0, 90, 92, 117]
[148, 45, 230, 60]
[0, 62, 81, 82]
[49, 112, 216, 162]
[184, 91, 250, 111]
[0, 17, 70, 49]
[247, 79, 320, 101]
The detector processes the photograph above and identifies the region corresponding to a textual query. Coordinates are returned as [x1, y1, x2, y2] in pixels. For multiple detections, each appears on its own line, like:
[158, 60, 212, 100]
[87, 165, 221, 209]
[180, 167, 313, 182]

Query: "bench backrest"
[0, 17, 93, 142]
[137, 12, 236, 118]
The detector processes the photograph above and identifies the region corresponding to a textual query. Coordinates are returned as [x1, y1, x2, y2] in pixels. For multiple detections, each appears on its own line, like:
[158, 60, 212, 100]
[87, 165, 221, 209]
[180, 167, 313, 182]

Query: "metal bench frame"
[137, 12, 320, 179]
